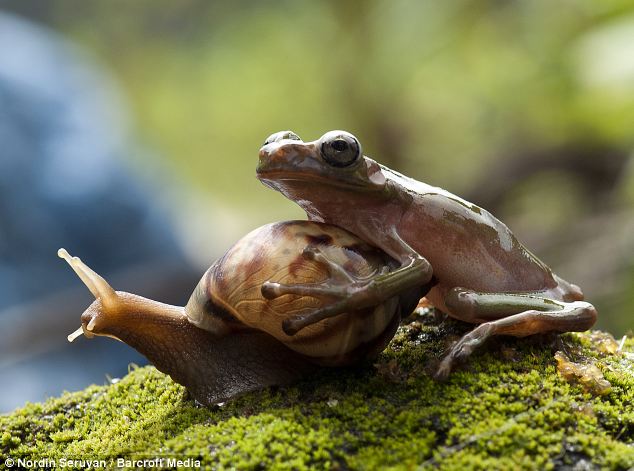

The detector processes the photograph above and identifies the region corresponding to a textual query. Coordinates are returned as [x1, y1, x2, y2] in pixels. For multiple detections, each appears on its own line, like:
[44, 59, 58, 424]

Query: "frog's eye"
[320, 131, 361, 168]
[263, 131, 302, 146]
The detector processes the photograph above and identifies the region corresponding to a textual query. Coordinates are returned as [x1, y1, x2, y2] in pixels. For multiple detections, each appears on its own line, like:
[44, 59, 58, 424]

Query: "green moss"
[2, 315, 633, 470]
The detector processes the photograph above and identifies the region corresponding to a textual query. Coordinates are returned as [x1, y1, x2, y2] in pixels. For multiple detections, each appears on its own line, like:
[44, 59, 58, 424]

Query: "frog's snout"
[257, 143, 292, 174]
[259, 130, 299, 171]
[257, 132, 317, 176]
[257, 144, 277, 172]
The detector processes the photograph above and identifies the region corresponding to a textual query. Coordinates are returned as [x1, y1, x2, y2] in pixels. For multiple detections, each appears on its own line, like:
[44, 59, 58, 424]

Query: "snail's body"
[61, 221, 422, 405]
[80, 294, 315, 405]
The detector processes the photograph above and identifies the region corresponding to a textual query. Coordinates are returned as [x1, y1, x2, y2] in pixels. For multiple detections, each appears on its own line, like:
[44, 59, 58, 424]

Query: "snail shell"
[186, 220, 413, 366]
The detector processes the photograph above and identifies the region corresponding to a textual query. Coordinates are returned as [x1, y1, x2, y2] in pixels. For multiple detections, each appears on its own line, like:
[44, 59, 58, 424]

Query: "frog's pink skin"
[256, 130, 597, 379]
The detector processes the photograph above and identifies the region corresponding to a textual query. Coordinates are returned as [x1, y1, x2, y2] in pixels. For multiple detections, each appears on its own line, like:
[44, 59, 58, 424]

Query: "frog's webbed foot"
[433, 288, 598, 381]
[262, 246, 370, 299]
[262, 246, 384, 335]
[263, 244, 432, 335]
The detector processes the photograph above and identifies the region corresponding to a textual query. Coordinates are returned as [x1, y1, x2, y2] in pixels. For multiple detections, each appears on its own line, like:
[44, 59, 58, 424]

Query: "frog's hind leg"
[435, 288, 597, 380]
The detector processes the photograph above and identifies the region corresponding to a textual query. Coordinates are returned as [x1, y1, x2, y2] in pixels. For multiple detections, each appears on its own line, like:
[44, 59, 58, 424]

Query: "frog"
[256, 130, 597, 379]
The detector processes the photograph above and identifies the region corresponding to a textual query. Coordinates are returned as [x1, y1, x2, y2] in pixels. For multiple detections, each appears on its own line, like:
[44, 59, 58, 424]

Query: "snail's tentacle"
[59, 248, 121, 342]
[58, 248, 117, 307]
[67, 326, 84, 343]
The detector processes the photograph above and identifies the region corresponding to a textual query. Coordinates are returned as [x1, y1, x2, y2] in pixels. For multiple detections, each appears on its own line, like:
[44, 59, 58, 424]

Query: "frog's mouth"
[257, 170, 372, 192]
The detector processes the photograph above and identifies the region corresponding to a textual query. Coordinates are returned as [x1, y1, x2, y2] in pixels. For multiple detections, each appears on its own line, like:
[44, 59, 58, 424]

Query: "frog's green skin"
[257, 130, 597, 378]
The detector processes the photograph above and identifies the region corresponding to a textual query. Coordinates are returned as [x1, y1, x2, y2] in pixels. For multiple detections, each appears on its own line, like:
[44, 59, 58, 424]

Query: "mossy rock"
[2, 313, 633, 470]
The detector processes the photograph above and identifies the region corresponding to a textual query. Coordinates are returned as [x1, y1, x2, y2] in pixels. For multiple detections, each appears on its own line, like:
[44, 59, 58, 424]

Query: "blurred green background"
[6, 0, 634, 334]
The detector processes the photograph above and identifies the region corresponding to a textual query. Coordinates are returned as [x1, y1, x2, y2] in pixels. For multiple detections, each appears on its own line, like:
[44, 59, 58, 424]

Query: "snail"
[60, 220, 424, 405]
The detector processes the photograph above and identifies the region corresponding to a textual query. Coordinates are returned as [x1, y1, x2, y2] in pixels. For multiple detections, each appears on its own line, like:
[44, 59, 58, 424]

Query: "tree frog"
[256, 130, 597, 378]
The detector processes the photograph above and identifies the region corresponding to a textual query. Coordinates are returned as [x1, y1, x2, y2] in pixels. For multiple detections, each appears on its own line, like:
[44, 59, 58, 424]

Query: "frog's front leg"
[262, 236, 433, 335]
[434, 288, 598, 380]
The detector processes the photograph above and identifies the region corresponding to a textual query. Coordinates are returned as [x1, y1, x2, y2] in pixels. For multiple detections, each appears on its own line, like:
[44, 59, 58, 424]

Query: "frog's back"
[395, 177, 566, 295]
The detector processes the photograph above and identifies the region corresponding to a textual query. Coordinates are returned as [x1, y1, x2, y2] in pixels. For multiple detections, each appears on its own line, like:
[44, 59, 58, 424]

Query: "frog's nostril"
[282, 131, 301, 142]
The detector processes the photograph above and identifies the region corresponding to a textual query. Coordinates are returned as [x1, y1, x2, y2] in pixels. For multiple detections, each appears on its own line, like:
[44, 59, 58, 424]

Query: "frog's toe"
[301, 246, 319, 260]
[434, 344, 468, 381]
[302, 246, 357, 284]
[261, 280, 347, 300]
[261, 281, 284, 299]
[283, 314, 313, 336]
[433, 360, 453, 382]
[282, 299, 350, 335]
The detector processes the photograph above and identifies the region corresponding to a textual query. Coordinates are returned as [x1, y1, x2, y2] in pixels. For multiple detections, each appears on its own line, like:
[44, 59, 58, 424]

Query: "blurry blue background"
[1, 1, 633, 412]
[0, 10, 201, 412]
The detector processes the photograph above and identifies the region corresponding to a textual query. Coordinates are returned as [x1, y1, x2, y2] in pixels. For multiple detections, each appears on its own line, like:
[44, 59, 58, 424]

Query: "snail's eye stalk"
[59, 248, 119, 342]
[58, 248, 117, 307]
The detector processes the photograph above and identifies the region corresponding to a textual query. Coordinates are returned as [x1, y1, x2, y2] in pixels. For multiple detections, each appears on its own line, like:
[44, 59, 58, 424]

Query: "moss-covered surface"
[2, 312, 633, 470]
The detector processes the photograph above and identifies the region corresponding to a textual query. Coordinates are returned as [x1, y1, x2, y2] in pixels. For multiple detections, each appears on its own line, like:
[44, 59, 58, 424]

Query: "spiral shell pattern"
[185, 221, 402, 365]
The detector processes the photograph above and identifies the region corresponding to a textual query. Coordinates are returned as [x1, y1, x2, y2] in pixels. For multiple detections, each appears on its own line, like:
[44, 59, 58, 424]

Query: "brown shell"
[185, 220, 402, 365]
